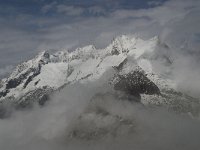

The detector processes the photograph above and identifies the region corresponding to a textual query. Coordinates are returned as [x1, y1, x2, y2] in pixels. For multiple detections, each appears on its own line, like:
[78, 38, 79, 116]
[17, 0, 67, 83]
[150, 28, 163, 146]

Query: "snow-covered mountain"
[0, 34, 199, 117]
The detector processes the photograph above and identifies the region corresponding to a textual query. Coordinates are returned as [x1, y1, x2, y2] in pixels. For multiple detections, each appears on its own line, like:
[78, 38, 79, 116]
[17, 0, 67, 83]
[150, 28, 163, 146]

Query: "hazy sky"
[0, 0, 200, 78]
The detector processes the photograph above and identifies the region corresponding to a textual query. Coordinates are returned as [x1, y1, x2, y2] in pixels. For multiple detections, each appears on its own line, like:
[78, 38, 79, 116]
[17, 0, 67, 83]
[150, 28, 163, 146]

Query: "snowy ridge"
[0, 34, 199, 115]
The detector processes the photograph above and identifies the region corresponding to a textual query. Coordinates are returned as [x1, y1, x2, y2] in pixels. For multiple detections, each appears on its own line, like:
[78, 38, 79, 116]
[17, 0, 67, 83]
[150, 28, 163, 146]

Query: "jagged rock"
[114, 70, 160, 101]
[16, 87, 53, 108]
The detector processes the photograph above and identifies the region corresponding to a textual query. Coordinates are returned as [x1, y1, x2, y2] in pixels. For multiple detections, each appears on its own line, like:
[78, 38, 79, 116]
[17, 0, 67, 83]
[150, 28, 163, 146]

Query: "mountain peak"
[1, 34, 198, 117]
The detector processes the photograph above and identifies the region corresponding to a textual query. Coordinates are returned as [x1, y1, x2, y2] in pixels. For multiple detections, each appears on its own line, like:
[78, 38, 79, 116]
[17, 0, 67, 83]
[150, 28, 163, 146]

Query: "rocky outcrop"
[17, 86, 53, 108]
[114, 70, 160, 101]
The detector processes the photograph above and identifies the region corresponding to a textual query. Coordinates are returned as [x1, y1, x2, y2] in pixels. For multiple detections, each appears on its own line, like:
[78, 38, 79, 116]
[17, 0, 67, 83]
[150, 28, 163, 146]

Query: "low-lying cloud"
[0, 73, 200, 150]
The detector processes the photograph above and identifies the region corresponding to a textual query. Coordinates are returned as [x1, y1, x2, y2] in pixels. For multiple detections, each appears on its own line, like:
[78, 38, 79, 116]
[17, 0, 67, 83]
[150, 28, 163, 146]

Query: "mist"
[0, 69, 200, 150]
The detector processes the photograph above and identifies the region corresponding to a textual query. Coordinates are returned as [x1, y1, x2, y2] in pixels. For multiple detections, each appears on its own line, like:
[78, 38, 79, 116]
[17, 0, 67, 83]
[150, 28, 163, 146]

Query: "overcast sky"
[0, 0, 200, 78]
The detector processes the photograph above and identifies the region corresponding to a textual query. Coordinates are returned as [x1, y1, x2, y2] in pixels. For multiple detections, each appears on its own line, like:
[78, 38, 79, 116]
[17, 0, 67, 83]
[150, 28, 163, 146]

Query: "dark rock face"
[1, 51, 50, 98]
[34, 80, 40, 86]
[5, 68, 34, 90]
[114, 58, 127, 71]
[0, 90, 9, 98]
[114, 70, 160, 100]
[6, 77, 24, 89]
[17, 87, 53, 108]
[111, 47, 120, 55]
[43, 51, 50, 59]
[23, 65, 41, 89]
[0, 87, 53, 118]
[1, 65, 42, 98]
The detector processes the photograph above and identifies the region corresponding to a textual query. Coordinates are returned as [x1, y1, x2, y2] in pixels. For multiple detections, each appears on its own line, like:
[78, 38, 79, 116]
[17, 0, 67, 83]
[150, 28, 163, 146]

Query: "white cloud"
[41, 3, 86, 16]
[1, 75, 200, 149]
[56, 5, 84, 16]
[88, 6, 106, 15]
[148, 1, 163, 6]
[41, 1, 57, 14]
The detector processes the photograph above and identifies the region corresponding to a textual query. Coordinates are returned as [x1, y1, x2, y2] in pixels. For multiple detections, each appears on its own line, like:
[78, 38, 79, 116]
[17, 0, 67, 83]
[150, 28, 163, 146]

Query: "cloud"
[0, 74, 200, 150]
[41, 1, 57, 14]
[41, 3, 106, 16]
[56, 5, 84, 16]
[148, 1, 163, 6]
[88, 6, 106, 15]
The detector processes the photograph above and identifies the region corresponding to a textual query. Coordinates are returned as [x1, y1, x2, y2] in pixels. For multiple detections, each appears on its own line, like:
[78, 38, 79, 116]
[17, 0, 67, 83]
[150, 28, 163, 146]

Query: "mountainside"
[0, 35, 199, 117]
